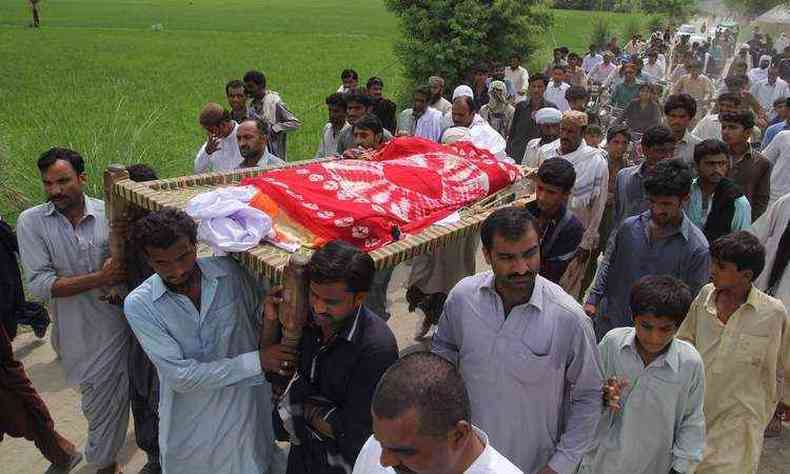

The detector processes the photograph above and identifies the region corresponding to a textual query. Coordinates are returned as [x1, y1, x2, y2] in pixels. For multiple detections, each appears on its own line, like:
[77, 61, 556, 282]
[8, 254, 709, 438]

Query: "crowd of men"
[1, 21, 789, 474]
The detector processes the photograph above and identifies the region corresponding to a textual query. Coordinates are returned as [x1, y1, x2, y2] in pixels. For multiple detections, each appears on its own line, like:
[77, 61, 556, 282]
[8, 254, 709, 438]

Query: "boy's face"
[584, 130, 602, 148]
[535, 178, 569, 216]
[633, 313, 678, 356]
[711, 258, 751, 292]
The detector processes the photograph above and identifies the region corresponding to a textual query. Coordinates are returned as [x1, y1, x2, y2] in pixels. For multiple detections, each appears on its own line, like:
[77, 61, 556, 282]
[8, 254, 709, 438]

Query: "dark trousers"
[0, 324, 75, 465]
[128, 337, 160, 461]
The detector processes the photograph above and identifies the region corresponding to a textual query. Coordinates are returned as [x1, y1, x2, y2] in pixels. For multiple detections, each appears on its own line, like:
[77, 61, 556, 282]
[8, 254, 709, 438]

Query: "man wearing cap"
[539, 111, 609, 298]
[522, 107, 562, 167]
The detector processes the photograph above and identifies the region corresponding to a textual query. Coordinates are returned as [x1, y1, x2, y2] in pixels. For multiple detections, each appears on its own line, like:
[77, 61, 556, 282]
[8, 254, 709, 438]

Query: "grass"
[0, 0, 644, 223]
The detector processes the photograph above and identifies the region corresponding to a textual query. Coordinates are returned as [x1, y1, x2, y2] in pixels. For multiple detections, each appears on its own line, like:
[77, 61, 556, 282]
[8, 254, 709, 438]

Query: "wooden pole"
[278, 253, 310, 348]
[103, 164, 130, 305]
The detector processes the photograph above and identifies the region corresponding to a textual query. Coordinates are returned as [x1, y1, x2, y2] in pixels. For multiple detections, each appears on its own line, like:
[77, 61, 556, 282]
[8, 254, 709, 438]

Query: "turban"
[452, 85, 474, 100]
[561, 110, 588, 128]
[535, 107, 562, 125]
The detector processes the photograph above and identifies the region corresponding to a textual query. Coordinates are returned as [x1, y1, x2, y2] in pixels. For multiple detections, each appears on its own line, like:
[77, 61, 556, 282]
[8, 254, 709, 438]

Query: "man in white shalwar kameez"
[397, 84, 444, 143]
[539, 111, 609, 298]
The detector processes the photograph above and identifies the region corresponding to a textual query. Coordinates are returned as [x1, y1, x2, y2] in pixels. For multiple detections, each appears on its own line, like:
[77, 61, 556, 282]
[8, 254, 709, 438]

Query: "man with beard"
[236, 119, 285, 168]
[427, 76, 452, 115]
[267, 240, 399, 474]
[352, 352, 522, 474]
[539, 111, 609, 298]
[507, 73, 556, 161]
[397, 84, 444, 142]
[17, 148, 130, 473]
[521, 107, 561, 167]
[124, 208, 276, 474]
[243, 70, 301, 160]
[686, 139, 752, 241]
[193, 102, 243, 174]
[432, 206, 603, 474]
[585, 159, 711, 340]
[316, 93, 350, 158]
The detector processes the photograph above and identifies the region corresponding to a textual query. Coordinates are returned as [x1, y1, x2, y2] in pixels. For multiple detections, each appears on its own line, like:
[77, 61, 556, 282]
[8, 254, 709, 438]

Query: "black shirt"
[285, 305, 399, 474]
[526, 201, 585, 284]
[507, 98, 557, 163]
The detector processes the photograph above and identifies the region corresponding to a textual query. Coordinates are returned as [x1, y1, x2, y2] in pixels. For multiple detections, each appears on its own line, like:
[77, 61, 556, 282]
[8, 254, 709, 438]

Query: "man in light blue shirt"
[685, 139, 752, 241]
[580, 275, 705, 474]
[433, 207, 603, 474]
[760, 97, 790, 149]
[124, 208, 274, 474]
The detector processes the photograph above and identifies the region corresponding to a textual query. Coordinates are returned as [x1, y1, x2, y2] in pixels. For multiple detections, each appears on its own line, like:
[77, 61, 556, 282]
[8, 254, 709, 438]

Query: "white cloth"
[315, 122, 350, 158]
[431, 96, 453, 115]
[352, 427, 523, 474]
[776, 34, 790, 54]
[762, 130, 790, 204]
[544, 81, 571, 112]
[505, 66, 530, 100]
[469, 115, 507, 160]
[397, 107, 444, 142]
[453, 85, 474, 100]
[540, 140, 609, 249]
[194, 122, 243, 173]
[441, 126, 472, 144]
[750, 78, 790, 120]
[522, 137, 553, 168]
[582, 53, 604, 74]
[692, 113, 722, 140]
[752, 192, 790, 312]
[185, 186, 273, 255]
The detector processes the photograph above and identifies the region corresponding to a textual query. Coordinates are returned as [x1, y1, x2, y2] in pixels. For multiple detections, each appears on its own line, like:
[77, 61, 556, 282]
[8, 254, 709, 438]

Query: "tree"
[384, 0, 553, 90]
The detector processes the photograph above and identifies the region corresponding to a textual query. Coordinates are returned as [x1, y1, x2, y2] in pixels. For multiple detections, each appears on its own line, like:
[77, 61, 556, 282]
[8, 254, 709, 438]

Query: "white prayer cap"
[452, 85, 474, 100]
[441, 127, 472, 144]
[535, 107, 562, 125]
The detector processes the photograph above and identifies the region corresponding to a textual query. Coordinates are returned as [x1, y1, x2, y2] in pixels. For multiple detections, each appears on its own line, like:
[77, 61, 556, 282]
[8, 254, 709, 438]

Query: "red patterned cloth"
[242, 137, 521, 251]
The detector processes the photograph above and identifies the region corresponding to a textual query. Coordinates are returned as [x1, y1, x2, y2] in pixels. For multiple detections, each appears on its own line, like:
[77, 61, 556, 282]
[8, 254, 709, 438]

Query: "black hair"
[693, 138, 729, 163]
[537, 158, 576, 192]
[643, 159, 692, 197]
[129, 207, 198, 254]
[641, 125, 674, 149]
[367, 76, 384, 89]
[306, 239, 376, 293]
[242, 70, 266, 88]
[414, 84, 432, 99]
[710, 231, 766, 280]
[559, 46, 569, 55]
[352, 113, 384, 136]
[630, 275, 692, 326]
[473, 63, 488, 73]
[567, 52, 580, 61]
[225, 79, 245, 96]
[126, 164, 158, 182]
[720, 111, 755, 130]
[37, 147, 85, 175]
[529, 73, 549, 86]
[565, 86, 589, 101]
[606, 124, 631, 142]
[773, 96, 787, 107]
[345, 90, 372, 108]
[372, 351, 470, 438]
[325, 92, 348, 110]
[552, 64, 567, 73]
[511, 52, 521, 60]
[664, 93, 697, 118]
[454, 95, 478, 114]
[480, 206, 536, 250]
[341, 69, 359, 81]
[718, 92, 743, 106]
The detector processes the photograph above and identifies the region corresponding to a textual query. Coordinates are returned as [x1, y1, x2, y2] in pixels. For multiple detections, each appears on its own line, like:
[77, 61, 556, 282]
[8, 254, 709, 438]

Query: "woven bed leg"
[103, 164, 131, 305]
[278, 254, 311, 349]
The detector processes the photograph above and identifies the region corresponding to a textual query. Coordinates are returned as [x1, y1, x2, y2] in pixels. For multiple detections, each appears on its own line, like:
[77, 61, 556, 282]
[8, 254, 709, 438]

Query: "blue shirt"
[124, 257, 273, 474]
[433, 273, 603, 474]
[685, 179, 752, 233]
[587, 211, 711, 335]
[761, 120, 790, 150]
[580, 327, 705, 474]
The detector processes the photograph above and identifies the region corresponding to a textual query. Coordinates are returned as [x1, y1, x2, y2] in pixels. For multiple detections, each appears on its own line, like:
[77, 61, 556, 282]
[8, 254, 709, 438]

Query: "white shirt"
[543, 81, 571, 112]
[589, 62, 616, 85]
[431, 96, 453, 115]
[692, 113, 722, 141]
[352, 427, 523, 474]
[752, 192, 790, 312]
[398, 107, 445, 142]
[750, 78, 790, 119]
[582, 53, 603, 74]
[505, 66, 530, 100]
[194, 122, 243, 173]
[762, 130, 790, 204]
[642, 61, 665, 81]
[748, 66, 769, 84]
[315, 122, 350, 158]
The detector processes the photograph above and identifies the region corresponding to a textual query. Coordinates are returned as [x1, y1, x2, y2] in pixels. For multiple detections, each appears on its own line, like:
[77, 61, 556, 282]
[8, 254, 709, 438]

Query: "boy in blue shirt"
[580, 275, 705, 474]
